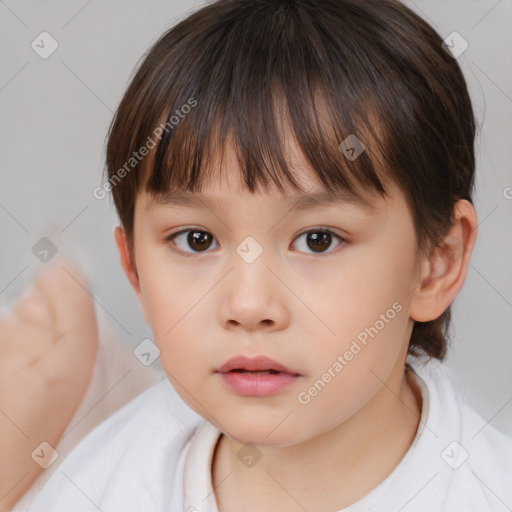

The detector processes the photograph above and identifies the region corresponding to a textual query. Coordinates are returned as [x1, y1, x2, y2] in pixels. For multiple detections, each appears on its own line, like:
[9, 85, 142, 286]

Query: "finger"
[9, 282, 51, 328]
[33, 259, 99, 349]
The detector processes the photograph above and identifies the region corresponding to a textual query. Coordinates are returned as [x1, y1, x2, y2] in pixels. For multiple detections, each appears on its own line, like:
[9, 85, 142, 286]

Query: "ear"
[409, 199, 478, 322]
[113, 226, 149, 325]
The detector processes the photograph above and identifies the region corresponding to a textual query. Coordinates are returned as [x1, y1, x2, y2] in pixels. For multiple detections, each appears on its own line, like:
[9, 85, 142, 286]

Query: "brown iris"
[187, 230, 214, 252]
[306, 231, 333, 253]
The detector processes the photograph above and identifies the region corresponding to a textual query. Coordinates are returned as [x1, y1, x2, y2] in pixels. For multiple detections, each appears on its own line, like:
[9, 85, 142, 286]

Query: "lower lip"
[219, 371, 299, 396]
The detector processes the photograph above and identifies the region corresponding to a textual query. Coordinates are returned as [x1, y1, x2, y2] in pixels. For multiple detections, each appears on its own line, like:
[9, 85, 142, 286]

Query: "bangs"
[136, 1, 392, 208]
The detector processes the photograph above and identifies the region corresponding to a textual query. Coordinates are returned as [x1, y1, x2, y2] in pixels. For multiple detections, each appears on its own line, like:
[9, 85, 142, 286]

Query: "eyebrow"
[149, 190, 377, 211]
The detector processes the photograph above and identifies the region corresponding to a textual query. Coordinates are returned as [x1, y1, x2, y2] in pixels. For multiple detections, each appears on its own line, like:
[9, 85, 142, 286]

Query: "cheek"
[312, 245, 411, 335]
[137, 264, 213, 379]
[294, 304, 410, 432]
[296, 243, 415, 391]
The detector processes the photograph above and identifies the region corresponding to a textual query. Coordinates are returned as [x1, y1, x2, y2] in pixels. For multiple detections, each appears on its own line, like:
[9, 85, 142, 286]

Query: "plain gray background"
[0, 0, 511, 435]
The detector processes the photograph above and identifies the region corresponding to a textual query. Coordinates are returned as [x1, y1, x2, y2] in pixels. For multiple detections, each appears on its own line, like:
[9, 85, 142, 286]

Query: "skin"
[115, 141, 477, 512]
[0, 261, 98, 512]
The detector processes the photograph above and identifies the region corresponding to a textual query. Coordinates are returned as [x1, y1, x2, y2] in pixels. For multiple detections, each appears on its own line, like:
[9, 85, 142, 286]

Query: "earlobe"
[409, 200, 477, 322]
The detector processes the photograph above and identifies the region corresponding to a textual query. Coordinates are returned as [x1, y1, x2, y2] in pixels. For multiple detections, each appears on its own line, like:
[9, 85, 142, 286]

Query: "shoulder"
[28, 378, 205, 511]
[397, 356, 512, 511]
[411, 355, 512, 457]
[59, 376, 205, 457]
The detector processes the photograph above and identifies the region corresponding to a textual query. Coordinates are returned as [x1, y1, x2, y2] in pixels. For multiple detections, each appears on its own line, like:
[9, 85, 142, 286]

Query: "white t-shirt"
[26, 355, 512, 512]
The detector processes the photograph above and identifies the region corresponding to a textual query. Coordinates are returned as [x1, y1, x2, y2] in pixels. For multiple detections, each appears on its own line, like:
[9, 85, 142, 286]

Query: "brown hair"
[104, 0, 477, 361]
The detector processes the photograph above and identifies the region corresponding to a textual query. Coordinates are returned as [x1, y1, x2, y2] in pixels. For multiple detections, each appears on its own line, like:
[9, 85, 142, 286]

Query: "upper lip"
[216, 355, 300, 375]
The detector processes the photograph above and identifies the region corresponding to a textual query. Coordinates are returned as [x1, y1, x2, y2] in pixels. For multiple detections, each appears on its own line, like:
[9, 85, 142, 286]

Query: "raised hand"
[0, 260, 98, 511]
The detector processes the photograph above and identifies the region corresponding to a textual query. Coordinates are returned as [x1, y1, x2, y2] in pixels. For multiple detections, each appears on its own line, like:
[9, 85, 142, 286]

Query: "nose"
[218, 252, 289, 333]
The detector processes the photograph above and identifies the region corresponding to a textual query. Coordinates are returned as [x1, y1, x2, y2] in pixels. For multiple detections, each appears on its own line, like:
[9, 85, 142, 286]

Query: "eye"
[166, 229, 218, 255]
[165, 227, 345, 256]
[291, 228, 344, 254]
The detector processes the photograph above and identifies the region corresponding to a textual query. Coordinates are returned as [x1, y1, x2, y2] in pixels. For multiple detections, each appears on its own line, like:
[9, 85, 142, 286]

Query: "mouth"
[228, 369, 282, 375]
[216, 355, 301, 396]
[216, 355, 300, 375]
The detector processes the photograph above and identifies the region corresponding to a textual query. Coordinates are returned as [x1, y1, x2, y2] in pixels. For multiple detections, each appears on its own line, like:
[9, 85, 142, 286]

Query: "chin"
[219, 418, 304, 447]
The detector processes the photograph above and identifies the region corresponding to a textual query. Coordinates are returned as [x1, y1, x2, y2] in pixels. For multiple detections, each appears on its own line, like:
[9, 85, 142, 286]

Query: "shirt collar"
[183, 420, 223, 512]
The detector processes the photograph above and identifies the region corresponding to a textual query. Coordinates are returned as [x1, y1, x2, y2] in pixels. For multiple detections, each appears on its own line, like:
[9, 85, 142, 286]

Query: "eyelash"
[164, 227, 347, 257]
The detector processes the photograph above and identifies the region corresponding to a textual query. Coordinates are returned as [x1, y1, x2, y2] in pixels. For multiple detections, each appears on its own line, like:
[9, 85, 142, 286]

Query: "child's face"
[122, 142, 426, 446]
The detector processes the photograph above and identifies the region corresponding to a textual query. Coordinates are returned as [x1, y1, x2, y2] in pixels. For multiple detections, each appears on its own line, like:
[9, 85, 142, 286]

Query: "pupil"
[188, 231, 211, 251]
[308, 232, 331, 252]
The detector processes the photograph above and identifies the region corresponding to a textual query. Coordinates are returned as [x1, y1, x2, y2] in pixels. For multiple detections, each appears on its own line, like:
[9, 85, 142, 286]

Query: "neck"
[212, 367, 422, 512]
